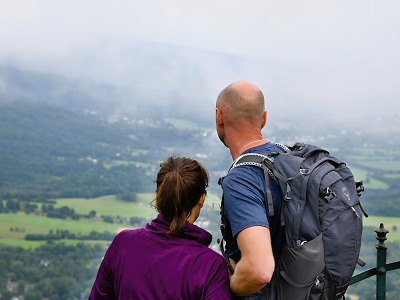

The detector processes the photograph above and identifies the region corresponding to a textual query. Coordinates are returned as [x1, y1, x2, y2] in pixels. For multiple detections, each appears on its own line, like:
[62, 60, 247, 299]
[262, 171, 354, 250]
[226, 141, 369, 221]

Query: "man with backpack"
[215, 80, 284, 298]
[215, 81, 365, 300]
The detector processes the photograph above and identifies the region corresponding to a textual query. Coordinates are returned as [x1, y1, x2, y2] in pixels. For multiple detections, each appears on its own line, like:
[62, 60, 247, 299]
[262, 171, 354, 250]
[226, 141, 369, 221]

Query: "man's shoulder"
[247, 141, 283, 155]
[225, 163, 264, 182]
[226, 142, 280, 176]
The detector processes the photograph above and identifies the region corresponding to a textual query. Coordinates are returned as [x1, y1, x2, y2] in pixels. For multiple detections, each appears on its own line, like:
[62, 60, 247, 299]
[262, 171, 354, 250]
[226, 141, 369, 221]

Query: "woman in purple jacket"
[89, 156, 231, 300]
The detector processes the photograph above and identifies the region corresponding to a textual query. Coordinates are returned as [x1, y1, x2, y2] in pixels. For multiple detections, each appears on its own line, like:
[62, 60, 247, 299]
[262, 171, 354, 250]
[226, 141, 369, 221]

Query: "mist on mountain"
[0, 37, 399, 134]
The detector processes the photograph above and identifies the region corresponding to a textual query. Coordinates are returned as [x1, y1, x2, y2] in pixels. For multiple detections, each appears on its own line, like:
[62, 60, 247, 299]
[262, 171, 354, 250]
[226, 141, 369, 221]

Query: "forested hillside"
[0, 100, 217, 199]
[2, 93, 400, 216]
[1, 65, 400, 299]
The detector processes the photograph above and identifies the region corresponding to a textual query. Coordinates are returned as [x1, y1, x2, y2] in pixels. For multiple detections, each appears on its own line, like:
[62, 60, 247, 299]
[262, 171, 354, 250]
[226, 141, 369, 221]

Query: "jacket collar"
[146, 214, 212, 246]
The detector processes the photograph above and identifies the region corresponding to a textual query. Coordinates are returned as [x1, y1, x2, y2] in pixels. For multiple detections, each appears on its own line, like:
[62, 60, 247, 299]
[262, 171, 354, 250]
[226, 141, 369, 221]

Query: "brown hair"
[154, 156, 209, 236]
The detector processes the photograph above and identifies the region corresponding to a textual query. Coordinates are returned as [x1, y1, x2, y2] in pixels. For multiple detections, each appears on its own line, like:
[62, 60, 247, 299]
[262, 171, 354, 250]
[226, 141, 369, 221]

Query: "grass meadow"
[55, 194, 158, 218]
[1, 194, 400, 249]
[0, 212, 125, 248]
[363, 216, 400, 242]
[348, 166, 389, 190]
[0, 194, 156, 248]
[346, 146, 400, 190]
[0, 192, 223, 248]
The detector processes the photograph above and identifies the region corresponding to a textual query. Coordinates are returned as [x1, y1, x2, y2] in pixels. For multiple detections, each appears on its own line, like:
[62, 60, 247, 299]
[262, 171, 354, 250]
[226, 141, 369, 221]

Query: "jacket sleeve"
[88, 230, 140, 300]
[88, 253, 116, 300]
[88, 232, 127, 300]
[203, 256, 231, 300]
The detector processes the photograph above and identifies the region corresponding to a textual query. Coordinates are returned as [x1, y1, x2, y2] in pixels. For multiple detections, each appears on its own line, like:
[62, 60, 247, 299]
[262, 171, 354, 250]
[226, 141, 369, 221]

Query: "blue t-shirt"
[221, 142, 284, 262]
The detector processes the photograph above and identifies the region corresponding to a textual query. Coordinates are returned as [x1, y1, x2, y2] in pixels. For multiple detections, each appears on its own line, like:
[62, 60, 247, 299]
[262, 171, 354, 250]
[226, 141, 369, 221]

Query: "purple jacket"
[89, 214, 231, 300]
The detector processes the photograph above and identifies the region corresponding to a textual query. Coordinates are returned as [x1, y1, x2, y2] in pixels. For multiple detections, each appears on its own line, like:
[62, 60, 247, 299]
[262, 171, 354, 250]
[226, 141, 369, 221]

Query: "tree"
[117, 190, 137, 202]
[24, 290, 44, 300]
[6, 199, 20, 212]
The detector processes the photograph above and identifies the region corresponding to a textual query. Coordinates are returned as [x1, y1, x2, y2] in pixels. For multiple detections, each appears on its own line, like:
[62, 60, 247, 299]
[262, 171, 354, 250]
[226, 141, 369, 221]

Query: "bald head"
[216, 81, 265, 125]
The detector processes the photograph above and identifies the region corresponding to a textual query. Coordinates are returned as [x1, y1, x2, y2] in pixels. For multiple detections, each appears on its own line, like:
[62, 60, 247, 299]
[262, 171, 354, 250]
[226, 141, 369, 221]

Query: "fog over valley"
[1, 37, 399, 134]
[1, 1, 399, 130]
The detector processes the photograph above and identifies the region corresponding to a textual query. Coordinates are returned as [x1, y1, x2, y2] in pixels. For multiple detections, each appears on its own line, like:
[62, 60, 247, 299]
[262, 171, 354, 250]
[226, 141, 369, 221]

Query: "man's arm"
[229, 225, 275, 297]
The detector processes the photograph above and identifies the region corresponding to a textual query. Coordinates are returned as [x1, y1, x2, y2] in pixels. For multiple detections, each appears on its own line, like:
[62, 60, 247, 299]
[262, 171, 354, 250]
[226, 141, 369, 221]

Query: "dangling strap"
[263, 166, 274, 217]
[218, 237, 235, 274]
[217, 190, 235, 274]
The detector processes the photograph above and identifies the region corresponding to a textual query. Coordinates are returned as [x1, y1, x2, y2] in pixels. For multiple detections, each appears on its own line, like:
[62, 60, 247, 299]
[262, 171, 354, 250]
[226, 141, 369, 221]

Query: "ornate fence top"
[350, 223, 400, 300]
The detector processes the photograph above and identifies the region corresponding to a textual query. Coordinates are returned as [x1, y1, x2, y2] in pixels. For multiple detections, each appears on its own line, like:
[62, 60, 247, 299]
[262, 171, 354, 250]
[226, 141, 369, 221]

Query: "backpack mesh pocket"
[276, 234, 325, 300]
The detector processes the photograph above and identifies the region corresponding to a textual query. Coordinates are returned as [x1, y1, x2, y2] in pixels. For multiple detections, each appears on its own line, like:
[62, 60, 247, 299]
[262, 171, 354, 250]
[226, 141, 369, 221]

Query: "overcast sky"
[1, 1, 398, 57]
[1, 0, 399, 120]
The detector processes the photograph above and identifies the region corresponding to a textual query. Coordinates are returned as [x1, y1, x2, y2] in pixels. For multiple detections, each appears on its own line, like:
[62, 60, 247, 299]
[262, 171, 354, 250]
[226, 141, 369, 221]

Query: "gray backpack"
[220, 142, 367, 300]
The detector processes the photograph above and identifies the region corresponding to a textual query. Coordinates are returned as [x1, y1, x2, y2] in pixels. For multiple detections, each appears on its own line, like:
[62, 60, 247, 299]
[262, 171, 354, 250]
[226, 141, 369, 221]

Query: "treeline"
[0, 200, 85, 220]
[361, 189, 400, 217]
[25, 229, 115, 241]
[0, 243, 105, 300]
[0, 200, 148, 226]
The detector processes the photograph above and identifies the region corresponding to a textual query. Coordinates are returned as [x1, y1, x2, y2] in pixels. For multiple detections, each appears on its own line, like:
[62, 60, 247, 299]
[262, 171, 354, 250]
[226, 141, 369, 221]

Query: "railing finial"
[375, 223, 389, 249]
[375, 223, 389, 300]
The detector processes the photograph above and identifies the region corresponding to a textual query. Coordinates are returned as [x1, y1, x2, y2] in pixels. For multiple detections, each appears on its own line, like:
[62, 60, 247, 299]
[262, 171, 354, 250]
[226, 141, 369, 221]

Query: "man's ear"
[261, 111, 267, 129]
[216, 108, 224, 127]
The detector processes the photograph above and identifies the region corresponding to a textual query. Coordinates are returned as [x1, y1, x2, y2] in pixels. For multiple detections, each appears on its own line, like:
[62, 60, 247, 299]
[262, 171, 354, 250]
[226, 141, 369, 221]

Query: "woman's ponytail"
[153, 156, 208, 236]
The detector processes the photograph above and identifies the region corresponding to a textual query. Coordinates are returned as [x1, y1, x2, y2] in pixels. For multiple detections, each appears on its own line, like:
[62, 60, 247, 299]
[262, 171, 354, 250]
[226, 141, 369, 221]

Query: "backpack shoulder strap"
[230, 153, 277, 217]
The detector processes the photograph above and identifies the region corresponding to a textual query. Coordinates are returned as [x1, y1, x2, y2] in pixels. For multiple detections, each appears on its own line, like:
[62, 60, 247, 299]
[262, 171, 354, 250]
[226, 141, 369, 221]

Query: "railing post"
[375, 223, 389, 300]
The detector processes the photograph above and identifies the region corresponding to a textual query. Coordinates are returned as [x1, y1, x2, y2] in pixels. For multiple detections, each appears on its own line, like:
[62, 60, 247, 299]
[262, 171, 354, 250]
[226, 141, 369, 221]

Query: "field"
[0, 192, 224, 248]
[348, 166, 389, 190]
[363, 216, 400, 242]
[346, 146, 400, 190]
[54, 193, 222, 217]
[0, 195, 157, 248]
[1, 190, 400, 249]
[0, 212, 124, 248]
[54, 194, 157, 218]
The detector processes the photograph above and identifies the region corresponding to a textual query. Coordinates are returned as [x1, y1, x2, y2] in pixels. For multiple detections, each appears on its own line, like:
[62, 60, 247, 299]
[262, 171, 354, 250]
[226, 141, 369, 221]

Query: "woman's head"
[154, 156, 209, 236]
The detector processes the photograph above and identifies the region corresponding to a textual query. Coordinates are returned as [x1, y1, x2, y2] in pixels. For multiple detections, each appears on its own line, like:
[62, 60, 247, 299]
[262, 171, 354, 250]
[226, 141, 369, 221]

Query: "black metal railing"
[349, 223, 400, 300]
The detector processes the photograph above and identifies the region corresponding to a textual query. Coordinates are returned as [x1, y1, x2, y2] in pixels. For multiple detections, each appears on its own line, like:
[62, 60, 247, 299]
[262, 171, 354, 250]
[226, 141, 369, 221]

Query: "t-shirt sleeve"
[222, 166, 270, 238]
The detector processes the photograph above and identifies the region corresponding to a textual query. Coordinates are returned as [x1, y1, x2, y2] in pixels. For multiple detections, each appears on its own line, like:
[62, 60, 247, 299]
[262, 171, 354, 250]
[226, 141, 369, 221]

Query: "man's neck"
[231, 137, 266, 160]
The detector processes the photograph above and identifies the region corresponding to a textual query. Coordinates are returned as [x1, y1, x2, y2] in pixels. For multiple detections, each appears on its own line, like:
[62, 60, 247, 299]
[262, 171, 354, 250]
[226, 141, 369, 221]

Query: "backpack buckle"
[285, 184, 292, 201]
[299, 168, 310, 175]
[321, 187, 336, 201]
[356, 180, 364, 197]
